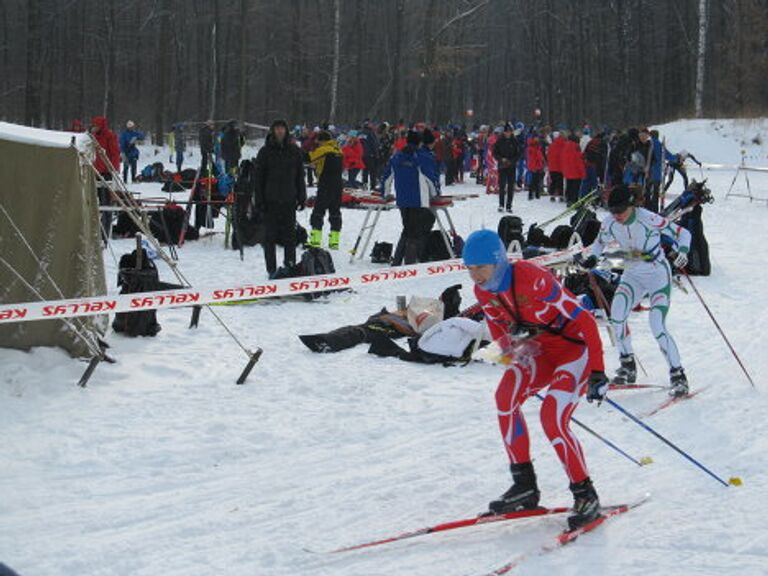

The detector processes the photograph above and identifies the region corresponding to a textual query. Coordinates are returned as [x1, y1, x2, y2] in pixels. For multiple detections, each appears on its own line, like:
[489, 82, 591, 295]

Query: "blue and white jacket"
[381, 145, 441, 208]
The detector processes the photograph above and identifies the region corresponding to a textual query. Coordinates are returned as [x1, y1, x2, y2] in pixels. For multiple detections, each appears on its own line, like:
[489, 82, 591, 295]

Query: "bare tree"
[695, 0, 708, 117]
[328, 0, 341, 123]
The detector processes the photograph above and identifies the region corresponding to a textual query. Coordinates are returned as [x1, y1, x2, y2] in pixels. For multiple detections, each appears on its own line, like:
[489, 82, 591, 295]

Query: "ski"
[479, 494, 650, 575]
[320, 506, 571, 554]
[644, 386, 709, 418]
[608, 383, 668, 391]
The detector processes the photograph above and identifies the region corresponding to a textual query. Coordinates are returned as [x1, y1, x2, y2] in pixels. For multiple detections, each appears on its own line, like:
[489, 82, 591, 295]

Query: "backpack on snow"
[299, 247, 337, 300]
[370, 241, 393, 264]
[498, 215, 525, 251]
[112, 248, 183, 337]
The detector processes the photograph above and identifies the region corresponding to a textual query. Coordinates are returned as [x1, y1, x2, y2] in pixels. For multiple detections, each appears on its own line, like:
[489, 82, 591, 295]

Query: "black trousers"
[310, 188, 342, 232]
[664, 164, 688, 192]
[550, 171, 564, 198]
[565, 178, 582, 206]
[644, 181, 661, 213]
[498, 168, 515, 208]
[122, 158, 138, 183]
[263, 205, 297, 275]
[529, 171, 543, 198]
[398, 207, 435, 265]
[363, 157, 379, 189]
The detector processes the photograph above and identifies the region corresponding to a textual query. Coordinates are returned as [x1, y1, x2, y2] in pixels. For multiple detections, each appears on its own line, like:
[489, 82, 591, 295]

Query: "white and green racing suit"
[591, 207, 691, 370]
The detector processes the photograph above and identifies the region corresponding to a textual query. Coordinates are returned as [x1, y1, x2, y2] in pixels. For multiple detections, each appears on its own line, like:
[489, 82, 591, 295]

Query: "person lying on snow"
[298, 285, 490, 365]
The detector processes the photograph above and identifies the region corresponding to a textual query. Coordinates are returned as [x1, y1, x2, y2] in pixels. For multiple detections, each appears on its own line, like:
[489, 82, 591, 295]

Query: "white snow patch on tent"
[0, 122, 92, 151]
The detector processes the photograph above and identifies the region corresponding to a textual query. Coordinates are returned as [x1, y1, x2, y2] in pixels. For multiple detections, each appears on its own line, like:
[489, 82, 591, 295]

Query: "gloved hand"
[672, 251, 688, 270]
[586, 371, 609, 404]
[574, 253, 598, 270]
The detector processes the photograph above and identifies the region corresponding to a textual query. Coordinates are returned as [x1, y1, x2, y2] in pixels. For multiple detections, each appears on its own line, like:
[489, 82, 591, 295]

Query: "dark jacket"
[199, 125, 215, 155]
[254, 133, 307, 209]
[221, 125, 244, 164]
[492, 135, 519, 170]
[361, 126, 380, 160]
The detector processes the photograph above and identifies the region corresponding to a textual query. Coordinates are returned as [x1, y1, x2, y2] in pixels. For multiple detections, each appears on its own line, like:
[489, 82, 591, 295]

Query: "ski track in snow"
[1, 119, 767, 576]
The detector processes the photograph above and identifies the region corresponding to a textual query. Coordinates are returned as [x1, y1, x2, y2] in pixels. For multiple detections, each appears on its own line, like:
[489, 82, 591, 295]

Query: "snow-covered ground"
[1, 119, 767, 576]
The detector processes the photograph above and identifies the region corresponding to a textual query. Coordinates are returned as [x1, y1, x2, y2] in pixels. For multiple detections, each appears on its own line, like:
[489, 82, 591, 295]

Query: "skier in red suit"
[463, 229, 608, 530]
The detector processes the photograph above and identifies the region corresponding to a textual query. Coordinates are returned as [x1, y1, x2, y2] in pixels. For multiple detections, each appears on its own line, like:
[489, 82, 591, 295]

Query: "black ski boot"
[567, 477, 601, 531]
[488, 462, 541, 515]
[612, 354, 637, 385]
[669, 367, 689, 397]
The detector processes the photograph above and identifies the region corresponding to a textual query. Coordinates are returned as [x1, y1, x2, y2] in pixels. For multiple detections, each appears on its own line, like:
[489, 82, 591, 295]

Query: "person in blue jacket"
[645, 129, 677, 212]
[381, 129, 441, 264]
[119, 120, 145, 182]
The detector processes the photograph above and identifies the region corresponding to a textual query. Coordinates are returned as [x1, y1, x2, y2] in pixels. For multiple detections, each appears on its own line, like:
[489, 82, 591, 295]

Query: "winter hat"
[422, 129, 436, 146]
[503, 122, 514, 133]
[317, 130, 332, 142]
[348, 129, 359, 137]
[608, 185, 634, 214]
[271, 118, 288, 130]
[126, 120, 135, 129]
[406, 129, 422, 146]
[493, 125, 503, 134]
[463, 230, 511, 293]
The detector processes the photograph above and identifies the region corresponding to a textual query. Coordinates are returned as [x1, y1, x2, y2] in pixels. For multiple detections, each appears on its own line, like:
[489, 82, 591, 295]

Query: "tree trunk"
[329, 0, 341, 123]
[390, 0, 405, 120]
[24, 0, 42, 126]
[694, 0, 708, 117]
[155, 0, 171, 144]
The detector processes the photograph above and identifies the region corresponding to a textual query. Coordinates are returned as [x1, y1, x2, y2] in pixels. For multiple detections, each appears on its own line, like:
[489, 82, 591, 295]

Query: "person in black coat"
[493, 123, 520, 212]
[221, 120, 244, 174]
[199, 119, 215, 174]
[254, 119, 307, 277]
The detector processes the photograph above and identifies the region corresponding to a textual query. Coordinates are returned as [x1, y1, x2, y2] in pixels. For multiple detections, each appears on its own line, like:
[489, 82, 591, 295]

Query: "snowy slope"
[1, 119, 767, 576]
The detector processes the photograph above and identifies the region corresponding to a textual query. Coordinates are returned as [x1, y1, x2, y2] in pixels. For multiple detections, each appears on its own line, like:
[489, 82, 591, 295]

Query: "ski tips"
[728, 476, 743, 486]
[639, 456, 654, 466]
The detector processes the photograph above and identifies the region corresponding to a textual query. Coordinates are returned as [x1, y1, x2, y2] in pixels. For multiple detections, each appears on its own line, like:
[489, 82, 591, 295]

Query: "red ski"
[320, 506, 571, 554]
[481, 494, 650, 575]
[644, 387, 708, 418]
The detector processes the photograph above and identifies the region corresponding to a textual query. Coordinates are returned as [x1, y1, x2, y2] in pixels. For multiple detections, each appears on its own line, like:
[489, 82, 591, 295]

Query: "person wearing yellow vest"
[308, 131, 344, 249]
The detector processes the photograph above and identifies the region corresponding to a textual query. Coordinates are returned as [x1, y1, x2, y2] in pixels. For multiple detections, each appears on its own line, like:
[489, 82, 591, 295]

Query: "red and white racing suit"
[475, 260, 605, 484]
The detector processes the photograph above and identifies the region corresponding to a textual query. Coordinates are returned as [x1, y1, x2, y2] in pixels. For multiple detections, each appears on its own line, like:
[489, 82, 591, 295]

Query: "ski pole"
[683, 271, 756, 388]
[535, 394, 651, 467]
[604, 397, 741, 487]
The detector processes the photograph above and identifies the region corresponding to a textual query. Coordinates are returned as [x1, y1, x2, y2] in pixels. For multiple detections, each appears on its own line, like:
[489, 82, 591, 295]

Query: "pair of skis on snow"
[313, 494, 650, 574]
[609, 382, 707, 417]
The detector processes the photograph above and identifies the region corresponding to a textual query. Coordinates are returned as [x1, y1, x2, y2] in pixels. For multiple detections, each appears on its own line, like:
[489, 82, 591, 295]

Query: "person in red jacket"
[526, 136, 545, 200]
[91, 116, 121, 176]
[462, 229, 607, 530]
[342, 131, 365, 188]
[90, 116, 121, 244]
[562, 134, 586, 206]
[547, 131, 566, 202]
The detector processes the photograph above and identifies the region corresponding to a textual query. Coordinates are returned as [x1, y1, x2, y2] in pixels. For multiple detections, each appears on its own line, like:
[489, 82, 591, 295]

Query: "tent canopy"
[0, 122, 106, 358]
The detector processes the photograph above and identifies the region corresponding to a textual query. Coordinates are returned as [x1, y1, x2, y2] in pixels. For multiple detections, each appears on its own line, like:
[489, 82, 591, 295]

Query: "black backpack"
[112, 249, 163, 337]
[550, 224, 575, 250]
[426, 230, 452, 261]
[527, 224, 550, 248]
[300, 248, 337, 300]
[497, 215, 525, 249]
[370, 241, 393, 264]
